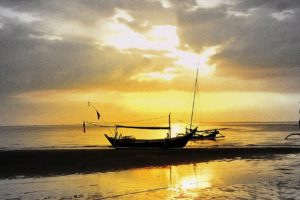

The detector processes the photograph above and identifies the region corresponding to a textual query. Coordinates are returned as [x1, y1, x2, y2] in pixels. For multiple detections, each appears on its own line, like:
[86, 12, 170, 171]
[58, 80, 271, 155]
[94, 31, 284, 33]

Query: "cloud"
[0, 6, 41, 23]
[0, 0, 299, 90]
[0, 0, 179, 97]
[193, 0, 235, 9]
[174, 0, 300, 92]
[0, 19, 124, 95]
[0, 0, 299, 125]
[130, 67, 177, 82]
[29, 34, 63, 41]
[272, 9, 294, 21]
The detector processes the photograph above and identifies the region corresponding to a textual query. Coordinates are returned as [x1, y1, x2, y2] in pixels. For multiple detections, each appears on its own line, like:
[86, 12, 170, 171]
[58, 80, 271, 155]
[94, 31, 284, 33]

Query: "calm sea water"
[0, 122, 299, 150]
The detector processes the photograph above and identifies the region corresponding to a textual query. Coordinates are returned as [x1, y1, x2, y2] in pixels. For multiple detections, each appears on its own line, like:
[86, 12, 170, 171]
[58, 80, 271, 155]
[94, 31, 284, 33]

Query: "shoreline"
[1, 147, 300, 178]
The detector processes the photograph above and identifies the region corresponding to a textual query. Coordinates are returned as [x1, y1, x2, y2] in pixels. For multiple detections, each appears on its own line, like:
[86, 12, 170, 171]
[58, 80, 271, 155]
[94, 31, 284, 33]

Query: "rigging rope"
[100, 115, 167, 124]
[84, 115, 169, 135]
[175, 119, 198, 129]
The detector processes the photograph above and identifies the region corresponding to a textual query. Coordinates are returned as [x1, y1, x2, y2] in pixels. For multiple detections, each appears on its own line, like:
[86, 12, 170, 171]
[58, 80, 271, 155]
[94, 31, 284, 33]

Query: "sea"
[0, 122, 300, 199]
[0, 122, 299, 150]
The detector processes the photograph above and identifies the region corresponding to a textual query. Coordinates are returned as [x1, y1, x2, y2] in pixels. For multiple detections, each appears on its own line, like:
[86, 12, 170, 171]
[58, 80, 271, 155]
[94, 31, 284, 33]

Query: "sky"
[0, 0, 299, 125]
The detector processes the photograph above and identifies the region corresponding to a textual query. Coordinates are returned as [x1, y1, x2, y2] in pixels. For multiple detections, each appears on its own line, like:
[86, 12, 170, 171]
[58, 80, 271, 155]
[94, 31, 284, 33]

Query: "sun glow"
[99, 12, 180, 51]
[99, 20, 179, 51]
[100, 20, 218, 76]
[98, 9, 219, 77]
[146, 25, 179, 49]
[130, 67, 177, 82]
[113, 8, 134, 22]
[169, 46, 219, 76]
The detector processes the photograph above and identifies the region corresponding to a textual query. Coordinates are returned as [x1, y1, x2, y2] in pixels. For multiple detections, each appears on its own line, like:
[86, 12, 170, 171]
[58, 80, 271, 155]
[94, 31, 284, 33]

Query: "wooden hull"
[104, 129, 196, 149]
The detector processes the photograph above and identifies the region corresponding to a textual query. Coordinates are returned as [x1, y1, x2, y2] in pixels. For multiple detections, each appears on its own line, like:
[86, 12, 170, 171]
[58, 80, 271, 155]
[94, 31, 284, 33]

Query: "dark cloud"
[234, 0, 300, 12]
[0, 17, 176, 99]
[0, 0, 171, 28]
[175, 0, 300, 93]
[215, 6, 300, 67]
[0, 19, 114, 96]
[0, 0, 184, 100]
[177, 6, 228, 26]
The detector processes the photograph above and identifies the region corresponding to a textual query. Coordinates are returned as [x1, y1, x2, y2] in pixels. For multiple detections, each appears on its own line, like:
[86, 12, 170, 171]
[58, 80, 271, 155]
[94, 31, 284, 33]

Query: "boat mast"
[190, 68, 199, 130]
[169, 113, 171, 138]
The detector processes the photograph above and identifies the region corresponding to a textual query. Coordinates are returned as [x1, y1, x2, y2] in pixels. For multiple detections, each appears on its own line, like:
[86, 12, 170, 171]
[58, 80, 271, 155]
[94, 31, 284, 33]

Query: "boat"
[190, 128, 226, 141]
[187, 69, 227, 141]
[100, 70, 206, 148]
[83, 108, 197, 148]
[84, 69, 201, 148]
[104, 124, 197, 148]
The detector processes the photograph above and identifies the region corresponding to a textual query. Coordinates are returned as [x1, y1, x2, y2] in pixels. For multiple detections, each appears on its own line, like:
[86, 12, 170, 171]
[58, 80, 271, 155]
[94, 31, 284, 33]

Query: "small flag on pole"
[88, 101, 101, 120]
[96, 110, 100, 120]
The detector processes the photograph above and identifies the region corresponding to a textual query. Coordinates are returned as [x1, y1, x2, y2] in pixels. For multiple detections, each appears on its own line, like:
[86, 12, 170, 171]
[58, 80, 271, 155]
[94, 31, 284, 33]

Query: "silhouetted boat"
[104, 125, 197, 148]
[187, 69, 227, 141]
[101, 70, 203, 148]
[84, 106, 198, 149]
[84, 69, 201, 148]
[190, 129, 226, 141]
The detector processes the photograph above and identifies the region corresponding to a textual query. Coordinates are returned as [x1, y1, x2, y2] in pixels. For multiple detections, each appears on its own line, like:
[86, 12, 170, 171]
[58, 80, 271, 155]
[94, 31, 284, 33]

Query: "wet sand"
[1, 153, 299, 199]
[1, 147, 300, 178]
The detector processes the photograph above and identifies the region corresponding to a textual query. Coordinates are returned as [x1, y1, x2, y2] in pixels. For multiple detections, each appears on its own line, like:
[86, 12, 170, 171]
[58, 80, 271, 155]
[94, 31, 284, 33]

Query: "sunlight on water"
[1, 154, 299, 199]
[170, 122, 187, 137]
[179, 175, 211, 190]
[171, 165, 212, 190]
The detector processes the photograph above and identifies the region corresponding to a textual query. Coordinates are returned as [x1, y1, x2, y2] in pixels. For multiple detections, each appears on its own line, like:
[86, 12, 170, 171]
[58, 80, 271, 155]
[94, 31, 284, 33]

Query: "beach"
[0, 150, 299, 199]
[1, 147, 300, 178]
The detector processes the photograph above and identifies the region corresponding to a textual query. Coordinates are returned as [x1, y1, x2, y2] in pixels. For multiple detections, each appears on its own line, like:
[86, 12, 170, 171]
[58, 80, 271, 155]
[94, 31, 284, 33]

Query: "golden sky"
[0, 0, 299, 125]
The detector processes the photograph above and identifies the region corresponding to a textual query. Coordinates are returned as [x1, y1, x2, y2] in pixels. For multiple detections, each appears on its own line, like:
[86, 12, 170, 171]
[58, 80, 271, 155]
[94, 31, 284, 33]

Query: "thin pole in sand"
[298, 102, 300, 129]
